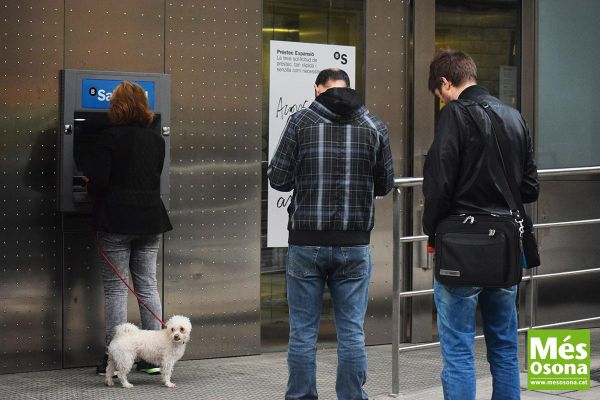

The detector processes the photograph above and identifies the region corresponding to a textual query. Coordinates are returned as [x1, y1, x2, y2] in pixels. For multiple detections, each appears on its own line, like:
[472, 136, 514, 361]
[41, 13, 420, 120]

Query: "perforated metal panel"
[364, 0, 408, 345]
[0, 0, 64, 373]
[164, 1, 262, 358]
[64, 0, 165, 73]
[60, 0, 168, 368]
[62, 228, 103, 367]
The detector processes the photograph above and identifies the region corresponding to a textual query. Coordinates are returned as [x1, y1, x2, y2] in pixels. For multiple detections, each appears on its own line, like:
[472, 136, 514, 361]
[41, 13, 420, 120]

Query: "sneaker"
[136, 360, 161, 375]
[96, 354, 118, 377]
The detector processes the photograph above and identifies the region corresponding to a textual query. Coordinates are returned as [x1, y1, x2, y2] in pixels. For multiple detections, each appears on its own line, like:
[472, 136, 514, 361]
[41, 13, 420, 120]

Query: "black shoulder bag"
[434, 100, 540, 288]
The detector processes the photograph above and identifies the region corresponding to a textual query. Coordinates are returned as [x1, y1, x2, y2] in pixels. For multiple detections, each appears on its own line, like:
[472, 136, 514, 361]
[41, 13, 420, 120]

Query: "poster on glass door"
[267, 40, 356, 247]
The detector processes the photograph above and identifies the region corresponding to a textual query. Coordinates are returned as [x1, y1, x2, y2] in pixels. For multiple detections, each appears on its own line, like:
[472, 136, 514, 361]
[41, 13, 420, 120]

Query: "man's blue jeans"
[434, 278, 520, 400]
[285, 245, 372, 400]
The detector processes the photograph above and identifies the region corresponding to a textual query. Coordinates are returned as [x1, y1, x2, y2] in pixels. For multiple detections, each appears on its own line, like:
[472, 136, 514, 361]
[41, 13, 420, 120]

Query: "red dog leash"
[96, 240, 167, 328]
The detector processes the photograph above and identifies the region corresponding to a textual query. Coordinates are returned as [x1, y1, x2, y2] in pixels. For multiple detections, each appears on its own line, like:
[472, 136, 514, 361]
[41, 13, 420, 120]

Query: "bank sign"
[528, 329, 590, 390]
[81, 79, 156, 110]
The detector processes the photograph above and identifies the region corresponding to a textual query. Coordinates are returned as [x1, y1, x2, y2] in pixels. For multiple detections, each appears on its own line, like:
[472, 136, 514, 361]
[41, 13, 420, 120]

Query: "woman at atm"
[83, 81, 172, 375]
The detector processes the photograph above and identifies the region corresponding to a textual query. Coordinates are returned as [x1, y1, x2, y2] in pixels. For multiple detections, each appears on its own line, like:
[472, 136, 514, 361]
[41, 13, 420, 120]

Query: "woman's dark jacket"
[86, 124, 172, 234]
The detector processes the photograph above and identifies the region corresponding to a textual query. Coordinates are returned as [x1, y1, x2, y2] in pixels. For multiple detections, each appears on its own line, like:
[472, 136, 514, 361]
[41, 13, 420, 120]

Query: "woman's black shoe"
[96, 354, 118, 376]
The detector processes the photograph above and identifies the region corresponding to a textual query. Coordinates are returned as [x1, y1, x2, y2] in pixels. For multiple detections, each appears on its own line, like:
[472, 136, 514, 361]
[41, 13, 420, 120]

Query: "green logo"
[528, 329, 590, 390]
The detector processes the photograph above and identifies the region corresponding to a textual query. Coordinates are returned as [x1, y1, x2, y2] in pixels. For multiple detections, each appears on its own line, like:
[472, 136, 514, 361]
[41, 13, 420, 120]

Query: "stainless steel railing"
[391, 166, 600, 396]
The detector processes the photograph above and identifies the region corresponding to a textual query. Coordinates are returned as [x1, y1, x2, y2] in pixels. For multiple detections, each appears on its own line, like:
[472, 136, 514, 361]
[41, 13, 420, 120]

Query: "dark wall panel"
[0, 0, 64, 373]
[534, 180, 600, 325]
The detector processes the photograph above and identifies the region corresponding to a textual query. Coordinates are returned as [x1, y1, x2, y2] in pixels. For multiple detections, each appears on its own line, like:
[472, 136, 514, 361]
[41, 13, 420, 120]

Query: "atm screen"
[71, 112, 161, 204]
[73, 111, 111, 175]
[72, 111, 162, 175]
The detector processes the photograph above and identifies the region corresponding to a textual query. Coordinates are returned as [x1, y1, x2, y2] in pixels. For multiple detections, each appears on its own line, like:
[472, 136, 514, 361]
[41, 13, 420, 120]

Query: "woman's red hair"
[108, 81, 154, 126]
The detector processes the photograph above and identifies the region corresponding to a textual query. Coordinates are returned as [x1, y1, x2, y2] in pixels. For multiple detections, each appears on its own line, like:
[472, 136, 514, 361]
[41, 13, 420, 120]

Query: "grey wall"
[0, 0, 63, 373]
[537, 0, 600, 168]
[534, 180, 600, 325]
[61, 0, 170, 369]
[1, 0, 262, 372]
[163, 1, 262, 359]
[0, 0, 410, 373]
[364, 0, 408, 344]
[534, 0, 600, 327]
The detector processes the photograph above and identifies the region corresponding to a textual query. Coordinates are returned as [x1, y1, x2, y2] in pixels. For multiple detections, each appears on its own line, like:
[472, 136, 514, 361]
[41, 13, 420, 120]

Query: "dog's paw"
[105, 379, 114, 387]
[122, 382, 134, 389]
[164, 382, 176, 388]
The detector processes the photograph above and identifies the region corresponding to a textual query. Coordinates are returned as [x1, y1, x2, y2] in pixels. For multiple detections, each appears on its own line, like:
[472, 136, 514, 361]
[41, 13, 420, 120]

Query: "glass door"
[408, 0, 521, 342]
[261, 0, 366, 351]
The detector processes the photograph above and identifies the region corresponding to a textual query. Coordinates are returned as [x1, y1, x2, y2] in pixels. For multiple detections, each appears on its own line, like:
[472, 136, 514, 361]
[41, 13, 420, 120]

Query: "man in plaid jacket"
[268, 68, 394, 400]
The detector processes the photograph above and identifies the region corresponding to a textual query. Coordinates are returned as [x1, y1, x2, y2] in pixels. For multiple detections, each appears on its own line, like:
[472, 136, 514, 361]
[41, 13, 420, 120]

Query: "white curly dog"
[105, 315, 192, 388]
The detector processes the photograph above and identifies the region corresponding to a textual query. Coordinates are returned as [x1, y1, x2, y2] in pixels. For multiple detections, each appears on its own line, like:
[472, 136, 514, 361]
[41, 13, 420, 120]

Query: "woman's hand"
[81, 176, 90, 192]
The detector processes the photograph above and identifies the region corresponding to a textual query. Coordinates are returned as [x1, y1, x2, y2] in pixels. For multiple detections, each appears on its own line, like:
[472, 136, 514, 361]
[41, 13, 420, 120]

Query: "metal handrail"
[396, 266, 600, 299]
[396, 315, 600, 354]
[393, 165, 600, 187]
[397, 218, 600, 243]
[391, 166, 600, 396]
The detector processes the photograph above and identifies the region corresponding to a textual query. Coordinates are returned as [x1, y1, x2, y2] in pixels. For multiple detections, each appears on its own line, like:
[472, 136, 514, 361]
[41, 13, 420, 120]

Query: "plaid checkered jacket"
[268, 98, 394, 245]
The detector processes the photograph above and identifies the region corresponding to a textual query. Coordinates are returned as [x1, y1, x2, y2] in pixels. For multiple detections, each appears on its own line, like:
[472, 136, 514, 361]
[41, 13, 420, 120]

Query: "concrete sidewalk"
[373, 372, 600, 399]
[0, 335, 598, 399]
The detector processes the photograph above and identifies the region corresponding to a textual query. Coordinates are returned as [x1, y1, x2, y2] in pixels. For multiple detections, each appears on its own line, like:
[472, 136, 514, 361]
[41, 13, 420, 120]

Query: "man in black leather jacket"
[423, 50, 539, 400]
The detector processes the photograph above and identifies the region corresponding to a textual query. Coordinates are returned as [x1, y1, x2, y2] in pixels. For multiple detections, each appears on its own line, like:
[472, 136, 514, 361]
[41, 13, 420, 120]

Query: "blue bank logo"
[81, 79, 156, 110]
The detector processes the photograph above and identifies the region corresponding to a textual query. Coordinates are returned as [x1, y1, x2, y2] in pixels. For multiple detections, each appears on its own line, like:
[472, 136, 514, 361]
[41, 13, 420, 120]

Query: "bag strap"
[458, 98, 527, 236]
[481, 101, 532, 236]
[479, 102, 519, 206]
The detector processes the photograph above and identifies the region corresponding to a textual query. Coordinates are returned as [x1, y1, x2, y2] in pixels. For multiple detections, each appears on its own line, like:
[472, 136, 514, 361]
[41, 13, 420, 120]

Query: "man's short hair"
[428, 50, 477, 94]
[315, 68, 351, 87]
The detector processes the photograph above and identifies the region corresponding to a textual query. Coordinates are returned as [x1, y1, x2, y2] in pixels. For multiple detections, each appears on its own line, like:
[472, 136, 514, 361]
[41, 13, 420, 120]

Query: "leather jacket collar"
[458, 85, 490, 102]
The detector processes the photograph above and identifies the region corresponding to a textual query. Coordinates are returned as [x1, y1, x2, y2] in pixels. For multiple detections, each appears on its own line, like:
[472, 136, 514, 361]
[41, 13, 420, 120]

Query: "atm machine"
[58, 70, 170, 367]
[59, 69, 171, 212]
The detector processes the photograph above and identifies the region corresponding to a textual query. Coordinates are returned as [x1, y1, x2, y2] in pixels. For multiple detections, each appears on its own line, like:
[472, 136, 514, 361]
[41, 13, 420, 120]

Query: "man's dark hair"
[315, 68, 351, 87]
[428, 50, 477, 94]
